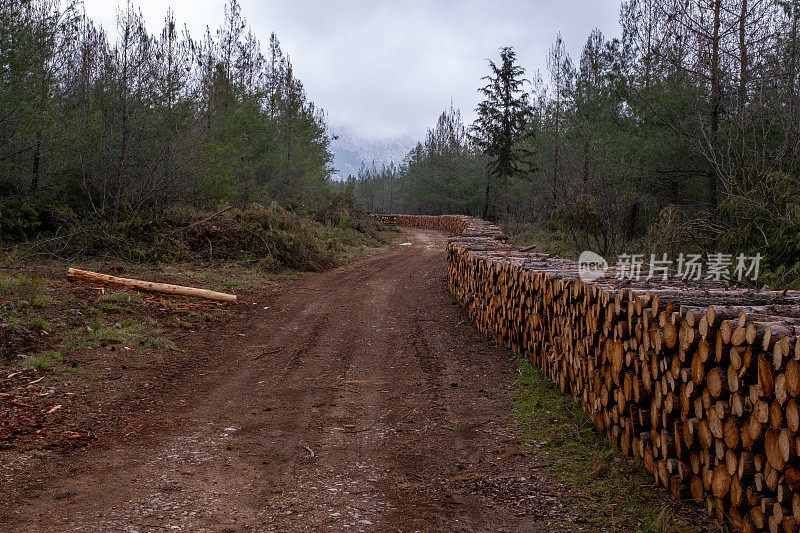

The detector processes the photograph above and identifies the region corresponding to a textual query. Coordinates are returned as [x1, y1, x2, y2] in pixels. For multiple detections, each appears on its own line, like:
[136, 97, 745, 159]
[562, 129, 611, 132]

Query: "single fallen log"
[66, 268, 237, 303]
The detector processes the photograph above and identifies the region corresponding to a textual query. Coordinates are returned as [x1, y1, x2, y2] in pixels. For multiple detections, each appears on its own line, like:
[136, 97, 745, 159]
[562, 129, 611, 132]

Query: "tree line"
[1, 0, 334, 239]
[351, 0, 800, 287]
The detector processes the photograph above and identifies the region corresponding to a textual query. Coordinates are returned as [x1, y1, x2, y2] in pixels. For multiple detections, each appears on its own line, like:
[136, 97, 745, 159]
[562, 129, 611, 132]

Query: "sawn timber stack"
[383, 213, 800, 533]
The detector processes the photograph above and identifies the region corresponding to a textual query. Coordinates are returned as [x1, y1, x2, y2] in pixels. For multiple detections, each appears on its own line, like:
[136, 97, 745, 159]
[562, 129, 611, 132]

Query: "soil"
[0, 228, 573, 532]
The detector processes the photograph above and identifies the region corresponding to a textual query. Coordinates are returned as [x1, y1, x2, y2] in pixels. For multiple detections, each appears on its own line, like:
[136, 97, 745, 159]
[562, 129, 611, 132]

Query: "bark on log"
[67, 268, 237, 303]
[383, 213, 800, 533]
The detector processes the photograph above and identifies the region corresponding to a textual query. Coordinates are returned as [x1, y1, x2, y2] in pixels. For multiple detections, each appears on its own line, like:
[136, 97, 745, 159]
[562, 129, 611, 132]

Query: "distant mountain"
[329, 127, 415, 181]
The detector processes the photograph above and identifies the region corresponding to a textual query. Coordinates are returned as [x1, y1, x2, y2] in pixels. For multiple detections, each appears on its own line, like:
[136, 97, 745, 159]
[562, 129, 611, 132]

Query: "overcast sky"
[82, 0, 622, 141]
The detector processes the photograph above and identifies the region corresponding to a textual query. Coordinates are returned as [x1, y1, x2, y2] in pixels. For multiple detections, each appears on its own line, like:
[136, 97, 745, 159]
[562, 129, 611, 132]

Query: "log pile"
[370, 214, 398, 225]
[385, 213, 800, 532]
[379, 214, 510, 241]
[395, 214, 470, 233]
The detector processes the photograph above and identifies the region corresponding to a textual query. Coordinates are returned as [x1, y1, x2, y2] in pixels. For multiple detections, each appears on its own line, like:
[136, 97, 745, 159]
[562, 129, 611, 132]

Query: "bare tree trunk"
[626, 202, 639, 242]
[582, 140, 590, 184]
[114, 14, 132, 224]
[644, 0, 652, 89]
[502, 169, 509, 227]
[738, 0, 748, 122]
[736, 0, 749, 172]
[708, 0, 722, 212]
[115, 70, 129, 224]
[670, 174, 679, 205]
[31, 132, 41, 191]
[31, 17, 52, 193]
[553, 106, 561, 206]
[790, 6, 799, 141]
[162, 16, 175, 205]
[482, 171, 491, 220]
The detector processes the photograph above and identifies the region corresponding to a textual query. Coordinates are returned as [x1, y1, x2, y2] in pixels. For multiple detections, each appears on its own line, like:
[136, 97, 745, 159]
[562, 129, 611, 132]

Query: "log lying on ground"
[66, 268, 237, 303]
[378, 213, 800, 533]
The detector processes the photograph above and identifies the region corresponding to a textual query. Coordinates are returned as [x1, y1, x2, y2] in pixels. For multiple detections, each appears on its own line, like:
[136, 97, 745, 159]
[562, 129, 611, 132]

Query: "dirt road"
[2, 229, 565, 532]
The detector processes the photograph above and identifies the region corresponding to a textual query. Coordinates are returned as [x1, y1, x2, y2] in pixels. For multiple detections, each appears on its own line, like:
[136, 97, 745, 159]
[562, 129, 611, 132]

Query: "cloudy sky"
[83, 0, 622, 141]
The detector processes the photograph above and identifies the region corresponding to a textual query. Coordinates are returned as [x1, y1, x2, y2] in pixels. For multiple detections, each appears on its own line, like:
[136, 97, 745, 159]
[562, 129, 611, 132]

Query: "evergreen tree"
[0, 0, 336, 230]
[469, 47, 533, 224]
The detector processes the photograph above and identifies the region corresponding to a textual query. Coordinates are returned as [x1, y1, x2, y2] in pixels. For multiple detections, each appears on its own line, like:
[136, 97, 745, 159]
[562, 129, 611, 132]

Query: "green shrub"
[718, 172, 800, 289]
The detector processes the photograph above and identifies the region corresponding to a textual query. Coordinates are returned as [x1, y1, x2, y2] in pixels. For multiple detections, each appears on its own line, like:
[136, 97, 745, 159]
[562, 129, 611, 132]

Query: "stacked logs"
[385, 213, 800, 533]
[394, 214, 469, 233]
[370, 214, 398, 225]
[381, 214, 510, 241]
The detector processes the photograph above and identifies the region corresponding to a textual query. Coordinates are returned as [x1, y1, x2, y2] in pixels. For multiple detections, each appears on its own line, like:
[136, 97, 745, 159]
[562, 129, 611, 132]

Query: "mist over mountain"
[329, 127, 415, 181]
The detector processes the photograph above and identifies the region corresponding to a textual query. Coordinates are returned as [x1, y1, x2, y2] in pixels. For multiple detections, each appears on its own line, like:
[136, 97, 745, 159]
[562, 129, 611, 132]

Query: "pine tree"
[469, 47, 533, 225]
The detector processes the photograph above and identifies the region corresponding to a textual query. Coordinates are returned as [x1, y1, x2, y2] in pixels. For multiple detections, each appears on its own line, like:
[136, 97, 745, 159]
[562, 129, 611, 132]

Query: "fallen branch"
[252, 347, 283, 360]
[66, 268, 237, 303]
[302, 444, 316, 459]
[168, 206, 233, 233]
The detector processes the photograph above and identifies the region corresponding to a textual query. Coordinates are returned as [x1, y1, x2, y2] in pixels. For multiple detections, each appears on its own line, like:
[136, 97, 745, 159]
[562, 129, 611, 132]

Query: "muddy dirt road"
[2, 229, 567, 532]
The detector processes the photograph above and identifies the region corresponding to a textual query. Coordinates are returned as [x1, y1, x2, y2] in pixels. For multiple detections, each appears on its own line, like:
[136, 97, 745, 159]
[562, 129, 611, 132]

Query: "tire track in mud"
[2, 228, 570, 532]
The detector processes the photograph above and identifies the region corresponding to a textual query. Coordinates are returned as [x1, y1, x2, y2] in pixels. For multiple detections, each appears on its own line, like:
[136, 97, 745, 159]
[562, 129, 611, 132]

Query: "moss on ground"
[513, 356, 722, 532]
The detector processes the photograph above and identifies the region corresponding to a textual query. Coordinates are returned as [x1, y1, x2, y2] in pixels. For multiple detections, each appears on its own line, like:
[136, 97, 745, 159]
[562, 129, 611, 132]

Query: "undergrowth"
[504, 219, 576, 259]
[503, 204, 799, 290]
[1, 202, 391, 271]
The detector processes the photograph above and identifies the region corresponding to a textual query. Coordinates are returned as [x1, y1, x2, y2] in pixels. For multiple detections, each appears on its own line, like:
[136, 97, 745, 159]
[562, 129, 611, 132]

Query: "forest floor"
[0, 228, 717, 532]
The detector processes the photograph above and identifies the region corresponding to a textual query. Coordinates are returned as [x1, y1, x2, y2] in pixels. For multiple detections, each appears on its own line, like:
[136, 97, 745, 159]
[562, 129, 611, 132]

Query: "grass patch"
[504, 219, 576, 259]
[0, 273, 47, 294]
[17, 350, 62, 370]
[17, 350, 79, 372]
[98, 302, 134, 314]
[513, 356, 717, 532]
[146, 335, 178, 351]
[32, 293, 55, 307]
[101, 291, 141, 304]
[1, 308, 24, 333]
[202, 273, 240, 292]
[81, 317, 177, 351]
[94, 291, 141, 314]
[28, 315, 50, 331]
